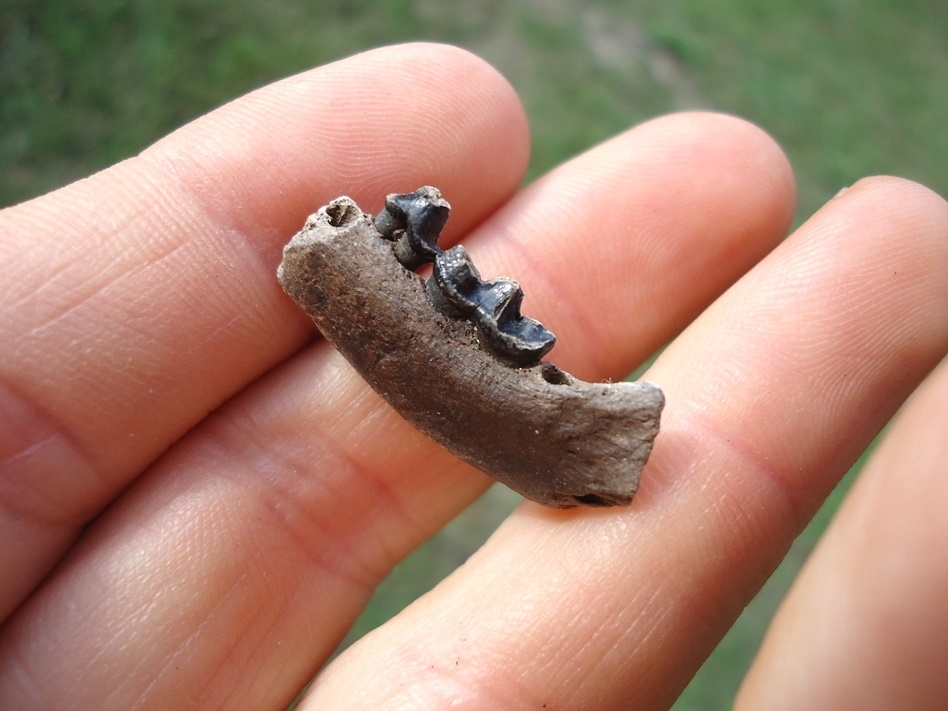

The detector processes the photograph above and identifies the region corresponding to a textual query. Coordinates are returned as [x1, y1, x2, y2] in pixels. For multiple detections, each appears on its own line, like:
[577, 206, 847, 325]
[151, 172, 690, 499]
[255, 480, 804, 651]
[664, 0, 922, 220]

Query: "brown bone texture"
[277, 197, 664, 508]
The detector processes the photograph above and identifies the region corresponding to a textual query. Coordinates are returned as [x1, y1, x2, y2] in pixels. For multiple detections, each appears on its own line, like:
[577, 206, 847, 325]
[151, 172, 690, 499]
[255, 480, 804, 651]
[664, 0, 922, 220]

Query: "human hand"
[0, 44, 945, 710]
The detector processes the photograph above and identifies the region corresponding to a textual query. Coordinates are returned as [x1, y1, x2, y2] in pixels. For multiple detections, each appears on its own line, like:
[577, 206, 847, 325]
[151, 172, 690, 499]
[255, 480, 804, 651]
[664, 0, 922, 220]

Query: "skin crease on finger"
[736, 356, 948, 711]
[0, 113, 797, 710]
[301, 178, 948, 711]
[0, 43, 531, 621]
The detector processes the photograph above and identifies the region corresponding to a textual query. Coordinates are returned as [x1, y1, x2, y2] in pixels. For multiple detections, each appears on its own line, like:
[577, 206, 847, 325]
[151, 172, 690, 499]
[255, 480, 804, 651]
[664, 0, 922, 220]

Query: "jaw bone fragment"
[278, 188, 663, 508]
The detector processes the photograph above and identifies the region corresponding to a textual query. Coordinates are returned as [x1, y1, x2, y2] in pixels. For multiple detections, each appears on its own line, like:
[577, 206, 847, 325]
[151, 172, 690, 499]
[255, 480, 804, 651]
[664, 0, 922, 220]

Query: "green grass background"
[3, 0, 945, 707]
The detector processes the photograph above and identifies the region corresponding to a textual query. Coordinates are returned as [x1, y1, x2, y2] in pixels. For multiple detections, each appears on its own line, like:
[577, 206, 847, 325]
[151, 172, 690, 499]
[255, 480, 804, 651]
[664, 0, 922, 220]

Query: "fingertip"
[466, 110, 798, 380]
[832, 175, 948, 233]
[808, 175, 948, 356]
[141, 42, 530, 244]
[635, 111, 797, 224]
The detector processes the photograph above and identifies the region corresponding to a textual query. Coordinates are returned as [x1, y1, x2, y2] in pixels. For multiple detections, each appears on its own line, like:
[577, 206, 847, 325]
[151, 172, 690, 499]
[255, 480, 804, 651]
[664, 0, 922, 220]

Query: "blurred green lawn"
[3, 0, 945, 707]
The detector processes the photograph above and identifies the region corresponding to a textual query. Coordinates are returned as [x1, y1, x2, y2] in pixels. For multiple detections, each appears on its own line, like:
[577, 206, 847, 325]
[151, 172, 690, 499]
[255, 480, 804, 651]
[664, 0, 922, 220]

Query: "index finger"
[0, 43, 530, 620]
